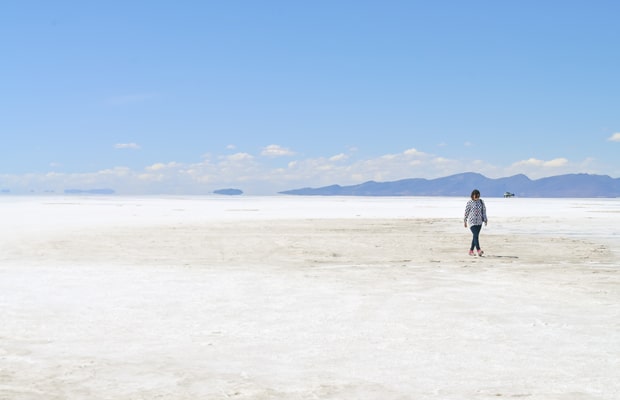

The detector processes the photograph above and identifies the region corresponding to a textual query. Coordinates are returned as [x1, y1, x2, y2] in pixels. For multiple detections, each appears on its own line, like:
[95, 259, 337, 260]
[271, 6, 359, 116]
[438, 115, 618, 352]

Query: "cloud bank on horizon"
[1, 2, 619, 194]
[0, 143, 612, 195]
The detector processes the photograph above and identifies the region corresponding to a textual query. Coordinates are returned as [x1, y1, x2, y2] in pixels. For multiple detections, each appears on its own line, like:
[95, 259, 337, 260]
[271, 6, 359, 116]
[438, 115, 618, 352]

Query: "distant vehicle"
[504, 192, 515, 198]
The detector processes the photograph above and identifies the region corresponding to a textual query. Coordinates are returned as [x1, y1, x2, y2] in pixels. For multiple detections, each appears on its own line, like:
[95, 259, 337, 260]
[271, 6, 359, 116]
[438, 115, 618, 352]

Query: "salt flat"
[0, 196, 619, 399]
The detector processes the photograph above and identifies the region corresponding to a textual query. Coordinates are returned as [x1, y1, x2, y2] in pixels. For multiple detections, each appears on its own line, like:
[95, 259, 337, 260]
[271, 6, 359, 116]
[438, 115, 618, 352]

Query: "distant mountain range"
[279, 173, 620, 197]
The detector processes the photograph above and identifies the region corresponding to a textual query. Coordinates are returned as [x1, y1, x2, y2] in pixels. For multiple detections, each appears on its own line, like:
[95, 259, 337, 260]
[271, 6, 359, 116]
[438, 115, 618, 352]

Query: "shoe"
[478, 250, 484, 256]
[469, 250, 475, 256]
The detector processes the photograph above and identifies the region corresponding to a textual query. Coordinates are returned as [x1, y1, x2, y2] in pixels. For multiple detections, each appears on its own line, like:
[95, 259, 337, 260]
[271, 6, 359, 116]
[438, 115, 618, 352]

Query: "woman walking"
[464, 189, 488, 256]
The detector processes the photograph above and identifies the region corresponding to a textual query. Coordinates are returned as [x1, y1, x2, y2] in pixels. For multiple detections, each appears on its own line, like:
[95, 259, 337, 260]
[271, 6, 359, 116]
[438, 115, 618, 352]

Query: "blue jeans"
[470, 225, 482, 251]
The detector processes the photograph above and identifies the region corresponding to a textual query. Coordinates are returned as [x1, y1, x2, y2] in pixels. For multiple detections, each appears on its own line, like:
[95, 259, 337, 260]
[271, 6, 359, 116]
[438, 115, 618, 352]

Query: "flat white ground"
[1, 196, 618, 399]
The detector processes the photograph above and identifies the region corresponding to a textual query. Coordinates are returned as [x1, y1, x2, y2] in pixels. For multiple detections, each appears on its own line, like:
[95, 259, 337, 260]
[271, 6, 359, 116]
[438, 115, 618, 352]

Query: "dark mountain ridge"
[280, 173, 620, 197]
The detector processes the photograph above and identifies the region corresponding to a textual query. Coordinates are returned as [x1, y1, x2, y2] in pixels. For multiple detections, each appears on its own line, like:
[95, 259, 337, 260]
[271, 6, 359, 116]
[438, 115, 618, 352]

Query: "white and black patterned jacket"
[464, 199, 487, 226]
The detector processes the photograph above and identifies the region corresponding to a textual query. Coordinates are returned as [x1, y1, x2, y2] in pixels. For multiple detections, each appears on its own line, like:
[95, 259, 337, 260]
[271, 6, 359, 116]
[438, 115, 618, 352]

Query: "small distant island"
[213, 188, 243, 196]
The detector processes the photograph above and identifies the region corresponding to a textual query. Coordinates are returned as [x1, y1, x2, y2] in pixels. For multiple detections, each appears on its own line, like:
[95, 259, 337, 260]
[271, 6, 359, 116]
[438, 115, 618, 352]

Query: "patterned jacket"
[464, 199, 487, 226]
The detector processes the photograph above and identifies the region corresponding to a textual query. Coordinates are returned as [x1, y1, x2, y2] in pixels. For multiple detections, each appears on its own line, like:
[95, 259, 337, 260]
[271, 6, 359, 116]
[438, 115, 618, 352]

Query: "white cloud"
[513, 158, 544, 167]
[138, 173, 164, 182]
[115, 143, 141, 150]
[329, 153, 348, 162]
[227, 152, 254, 162]
[544, 158, 569, 167]
[261, 144, 295, 157]
[147, 163, 167, 171]
[502, 157, 585, 179]
[403, 148, 426, 156]
[432, 157, 452, 164]
[580, 157, 596, 168]
[99, 166, 132, 176]
[512, 157, 568, 168]
[146, 162, 180, 171]
[607, 133, 620, 142]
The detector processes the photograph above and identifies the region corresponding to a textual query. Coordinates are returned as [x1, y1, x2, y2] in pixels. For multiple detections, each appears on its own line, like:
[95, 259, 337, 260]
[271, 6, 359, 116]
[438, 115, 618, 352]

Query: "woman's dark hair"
[471, 189, 481, 199]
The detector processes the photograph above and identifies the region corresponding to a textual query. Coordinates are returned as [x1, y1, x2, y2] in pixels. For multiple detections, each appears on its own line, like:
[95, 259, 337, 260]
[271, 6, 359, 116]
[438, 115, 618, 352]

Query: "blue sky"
[1, 1, 619, 194]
